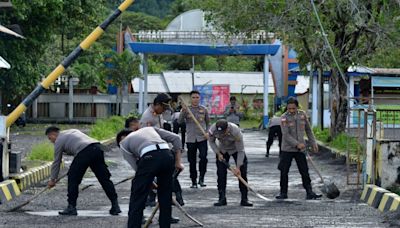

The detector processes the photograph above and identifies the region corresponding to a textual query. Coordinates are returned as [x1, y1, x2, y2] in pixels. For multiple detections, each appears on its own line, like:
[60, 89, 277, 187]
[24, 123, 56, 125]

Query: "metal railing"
[134, 30, 275, 44]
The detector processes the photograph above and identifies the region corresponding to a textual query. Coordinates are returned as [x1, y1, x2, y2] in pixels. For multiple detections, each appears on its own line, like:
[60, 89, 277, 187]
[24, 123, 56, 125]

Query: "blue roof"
[128, 42, 280, 56]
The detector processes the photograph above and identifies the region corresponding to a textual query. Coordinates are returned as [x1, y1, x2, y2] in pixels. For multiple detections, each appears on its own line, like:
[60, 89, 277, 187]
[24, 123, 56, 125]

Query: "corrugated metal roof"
[132, 71, 275, 94]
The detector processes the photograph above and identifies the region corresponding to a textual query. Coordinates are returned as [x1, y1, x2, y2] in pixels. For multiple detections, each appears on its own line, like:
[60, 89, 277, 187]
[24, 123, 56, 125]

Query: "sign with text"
[194, 85, 230, 115]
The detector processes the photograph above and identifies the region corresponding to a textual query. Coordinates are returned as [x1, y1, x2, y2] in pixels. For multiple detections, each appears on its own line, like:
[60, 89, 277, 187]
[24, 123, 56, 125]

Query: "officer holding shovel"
[276, 97, 322, 200]
[208, 119, 253, 207]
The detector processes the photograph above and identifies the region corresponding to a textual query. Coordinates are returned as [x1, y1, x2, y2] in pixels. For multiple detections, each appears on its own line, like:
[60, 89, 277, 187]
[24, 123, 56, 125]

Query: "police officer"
[172, 104, 186, 148]
[117, 127, 184, 228]
[266, 115, 282, 157]
[140, 93, 183, 222]
[209, 119, 253, 207]
[224, 96, 243, 127]
[46, 127, 121, 216]
[140, 93, 171, 128]
[125, 117, 140, 131]
[276, 97, 322, 200]
[178, 90, 210, 188]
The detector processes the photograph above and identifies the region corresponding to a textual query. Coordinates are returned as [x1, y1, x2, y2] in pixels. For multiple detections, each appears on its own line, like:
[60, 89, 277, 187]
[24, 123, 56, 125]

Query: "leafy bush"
[330, 133, 362, 155]
[27, 141, 54, 161]
[89, 116, 125, 140]
[312, 127, 330, 143]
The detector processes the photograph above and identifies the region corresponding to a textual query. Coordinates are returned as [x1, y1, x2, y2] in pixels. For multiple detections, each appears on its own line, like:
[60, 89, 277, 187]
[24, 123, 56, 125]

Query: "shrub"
[312, 127, 330, 143]
[89, 116, 125, 140]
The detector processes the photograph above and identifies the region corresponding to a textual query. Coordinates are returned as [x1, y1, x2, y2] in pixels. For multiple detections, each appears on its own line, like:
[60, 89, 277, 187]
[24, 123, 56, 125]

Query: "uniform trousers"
[128, 149, 174, 228]
[216, 152, 248, 198]
[278, 151, 312, 194]
[266, 125, 282, 154]
[186, 140, 208, 181]
[68, 143, 118, 207]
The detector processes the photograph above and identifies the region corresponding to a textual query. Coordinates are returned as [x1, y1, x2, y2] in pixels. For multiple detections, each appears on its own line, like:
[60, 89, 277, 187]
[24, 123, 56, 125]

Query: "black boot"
[275, 193, 288, 200]
[109, 199, 121, 215]
[175, 191, 185, 206]
[190, 179, 198, 188]
[146, 191, 157, 207]
[213, 190, 227, 206]
[170, 216, 180, 224]
[306, 186, 322, 200]
[198, 176, 206, 187]
[306, 190, 322, 200]
[240, 195, 253, 207]
[59, 204, 77, 216]
[265, 150, 270, 157]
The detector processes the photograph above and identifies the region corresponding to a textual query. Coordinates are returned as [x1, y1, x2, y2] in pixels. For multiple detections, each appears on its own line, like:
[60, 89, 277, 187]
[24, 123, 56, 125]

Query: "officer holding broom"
[208, 119, 253, 207]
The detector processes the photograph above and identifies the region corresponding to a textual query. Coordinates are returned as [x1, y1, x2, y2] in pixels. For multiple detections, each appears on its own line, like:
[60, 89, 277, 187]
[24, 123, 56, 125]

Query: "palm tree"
[103, 50, 141, 115]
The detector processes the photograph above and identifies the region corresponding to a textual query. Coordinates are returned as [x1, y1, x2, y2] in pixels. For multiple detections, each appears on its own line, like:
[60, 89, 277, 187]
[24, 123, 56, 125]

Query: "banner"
[194, 85, 230, 115]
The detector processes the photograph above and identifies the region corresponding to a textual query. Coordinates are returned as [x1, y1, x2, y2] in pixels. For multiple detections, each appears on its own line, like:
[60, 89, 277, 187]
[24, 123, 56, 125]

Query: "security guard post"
[276, 97, 322, 200]
[209, 119, 253, 207]
[178, 90, 210, 188]
[46, 127, 121, 216]
[116, 127, 184, 228]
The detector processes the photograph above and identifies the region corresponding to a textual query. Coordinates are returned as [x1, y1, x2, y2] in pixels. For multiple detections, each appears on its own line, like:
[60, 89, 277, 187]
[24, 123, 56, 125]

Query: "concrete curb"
[361, 184, 390, 208]
[316, 140, 359, 163]
[378, 192, 400, 213]
[9, 161, 64, 191]
[0, 179, 21, 204]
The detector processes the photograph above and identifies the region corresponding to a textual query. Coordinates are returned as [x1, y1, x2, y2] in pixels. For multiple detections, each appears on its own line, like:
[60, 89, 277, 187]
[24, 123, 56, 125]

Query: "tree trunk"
[329, 69, 348, 138]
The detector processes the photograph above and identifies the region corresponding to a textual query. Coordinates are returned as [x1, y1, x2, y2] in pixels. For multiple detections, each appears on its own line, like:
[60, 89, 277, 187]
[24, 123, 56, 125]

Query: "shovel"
[306, 153, 340, 199]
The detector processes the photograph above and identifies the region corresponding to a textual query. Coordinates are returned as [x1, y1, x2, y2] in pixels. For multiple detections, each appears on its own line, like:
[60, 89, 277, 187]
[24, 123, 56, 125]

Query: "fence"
[25, 93, 146, 123]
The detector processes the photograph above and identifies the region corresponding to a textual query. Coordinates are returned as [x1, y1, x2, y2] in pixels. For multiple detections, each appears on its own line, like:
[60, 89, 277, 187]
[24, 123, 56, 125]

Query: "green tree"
[102, 50, 141, 114]
[200, 0, 400, 137]
[0, 0, 108, 109]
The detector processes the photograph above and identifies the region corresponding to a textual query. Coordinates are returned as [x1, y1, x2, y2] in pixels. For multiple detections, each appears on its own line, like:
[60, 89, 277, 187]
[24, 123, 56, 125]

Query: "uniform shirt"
[178, 105, 209, 143]
[119, 127, 182, 171]
[224, 103, 243, 125]
[51, 129, 98, 180]
[269, 116, 281, 127]
[280, 110, 316, 152]
[140, 104, 163, 128]
[208, 123, 246, 167]
[162, 107, 173, 123]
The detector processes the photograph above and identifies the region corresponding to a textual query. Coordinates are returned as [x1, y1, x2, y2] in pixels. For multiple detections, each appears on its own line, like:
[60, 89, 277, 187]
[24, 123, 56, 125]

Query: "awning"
[0, 24, 24, 39]
[0, 56, 10, 69]
[372, 77, 400, 88]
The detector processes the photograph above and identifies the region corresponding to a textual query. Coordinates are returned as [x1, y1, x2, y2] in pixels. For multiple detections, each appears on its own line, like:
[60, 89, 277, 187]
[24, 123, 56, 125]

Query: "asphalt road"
[0, 130, 390, 228]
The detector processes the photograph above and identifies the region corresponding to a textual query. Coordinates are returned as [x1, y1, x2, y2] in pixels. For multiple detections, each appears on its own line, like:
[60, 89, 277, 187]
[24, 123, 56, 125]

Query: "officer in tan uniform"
[140, 93, 171, 128]
[276, 97, 322, 200]
[139, 93, 182, 223]
[178, 90, 210, 188]
[209, 119, 253, 207]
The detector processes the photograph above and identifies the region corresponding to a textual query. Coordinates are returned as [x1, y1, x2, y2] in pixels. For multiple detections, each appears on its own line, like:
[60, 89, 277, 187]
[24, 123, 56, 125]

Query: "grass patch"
[312, 127, 362, 156]
[27, 141, 54, 161]
[89, 116, 125, 140]
[240, 119, 261, 129]
[387, 185, 400, 196]
[312, 127, 330, 143]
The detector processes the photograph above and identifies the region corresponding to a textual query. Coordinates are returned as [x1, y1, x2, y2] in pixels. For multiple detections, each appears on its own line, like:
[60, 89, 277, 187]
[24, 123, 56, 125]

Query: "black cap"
[153, 93, 171, 106]
[215, 119, 228, 133]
